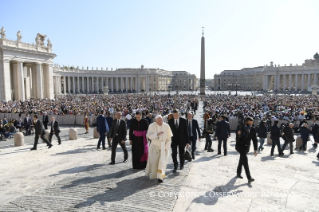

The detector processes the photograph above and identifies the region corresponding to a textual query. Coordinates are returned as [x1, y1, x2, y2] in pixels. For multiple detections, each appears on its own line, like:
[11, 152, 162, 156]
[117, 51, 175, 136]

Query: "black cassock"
[129, 118, 149, 169]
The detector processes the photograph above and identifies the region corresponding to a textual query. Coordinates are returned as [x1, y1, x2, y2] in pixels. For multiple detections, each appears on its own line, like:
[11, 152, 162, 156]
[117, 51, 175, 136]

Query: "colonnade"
[0, 60, 53, 101]
[264, 73, 317, 91]
[53, 76, 150, 94]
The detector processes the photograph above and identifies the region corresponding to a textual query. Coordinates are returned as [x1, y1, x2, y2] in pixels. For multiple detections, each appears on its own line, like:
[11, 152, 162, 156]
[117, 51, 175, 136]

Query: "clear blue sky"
[1, 0, 319, 78]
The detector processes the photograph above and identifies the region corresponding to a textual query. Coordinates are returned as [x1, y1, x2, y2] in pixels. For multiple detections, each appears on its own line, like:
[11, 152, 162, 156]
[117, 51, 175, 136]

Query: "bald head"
[116, 112, 122, 120]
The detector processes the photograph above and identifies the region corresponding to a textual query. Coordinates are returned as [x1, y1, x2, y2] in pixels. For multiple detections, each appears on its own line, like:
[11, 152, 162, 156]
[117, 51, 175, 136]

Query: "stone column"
[63, 76, 66, 94]
[315, 73, 317, 85]
[105, 77, 108, 88]
[295, 74, 298, 91]
[36, 63, 43, 99]
[308, 74, 311, 91]
[265, 75, 268, 90]
[137, 77, 140, 92]
[86, 77, 89, 93]
[110, 77, 113, 91]
[115, 77, 118, 91]
[289, 74, 292, 91]
[273, 74, 277, 91]
[121, 77, 124, 91]
[16, 61, 25, 101]
[0, 60, 12, 101]
[95, 77, 99, 92]
[301, 74, 304, 91]
[130, 78, 133, 91]
[47, 64, 54, 98]
[25, 66, 32, 99]
[82, 77, 84, 93]
[76, 76, 79, 93]
[135, 77, 139, 92]
[146, 76, 149, 92]
[67, 76, 70, 93]
[90, 77, 93, 92]
[283, 75, 286, 90]
[71, 76, 75, 94]
[125, 77, 128, 91]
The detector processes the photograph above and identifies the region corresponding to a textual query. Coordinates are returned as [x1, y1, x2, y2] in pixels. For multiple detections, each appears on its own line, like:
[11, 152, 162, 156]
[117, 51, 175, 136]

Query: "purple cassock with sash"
[129, 118, 149, 169]
[133, 130, 148, 161]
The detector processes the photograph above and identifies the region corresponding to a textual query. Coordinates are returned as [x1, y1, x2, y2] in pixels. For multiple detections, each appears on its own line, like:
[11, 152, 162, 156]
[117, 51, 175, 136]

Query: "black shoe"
[97, 147, 101, 150]
[188, 158, 192, 162]
[270, 153, 274, 156]
[48, 145, 53, 149]
[192, 155, 195, 160]
[30, 148, 36, 151]
[236, 175, 243, 179]
[109, 162, 115, 165]
[248, 178, 255, 183]
[261, 147, 264, 151]
[224, 154, 227, 156]
[204, 148, 207, 150]
[123, 158, 128, 163]
[279, 153, 285, 156]
[58, 143, 61, 145]
[207, 149, 214, 152]
[102, 148, 107, 150]
[217, 152, 221, 155]
[173, 167, 177, 172]
[290, 152, 294, 154]
[158, 179, 163, 183]
[180, 166, 184, 170]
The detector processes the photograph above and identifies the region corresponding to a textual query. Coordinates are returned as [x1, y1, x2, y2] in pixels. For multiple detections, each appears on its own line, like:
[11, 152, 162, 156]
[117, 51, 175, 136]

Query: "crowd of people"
[1, 93, 319, 183]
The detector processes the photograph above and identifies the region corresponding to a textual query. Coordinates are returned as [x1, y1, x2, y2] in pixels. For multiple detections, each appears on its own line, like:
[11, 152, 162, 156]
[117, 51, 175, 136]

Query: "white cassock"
[145, 122, 173, 180]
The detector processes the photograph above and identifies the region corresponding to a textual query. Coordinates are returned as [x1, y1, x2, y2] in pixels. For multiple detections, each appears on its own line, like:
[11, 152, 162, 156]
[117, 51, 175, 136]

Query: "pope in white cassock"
[145, 115, 173, 183]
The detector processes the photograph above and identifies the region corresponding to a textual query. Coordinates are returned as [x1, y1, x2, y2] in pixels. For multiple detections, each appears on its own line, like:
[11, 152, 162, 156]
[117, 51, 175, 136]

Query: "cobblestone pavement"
[0, 111, 202, 211]
[0, 125, 92, 149]
[0, 137, 193, 212]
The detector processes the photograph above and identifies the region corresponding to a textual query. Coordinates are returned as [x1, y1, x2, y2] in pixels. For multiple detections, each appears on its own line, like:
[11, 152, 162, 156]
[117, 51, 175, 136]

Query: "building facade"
[214, 54, 319, 92]
[0, 27, 197, 101]
[52, 67, 197, 94]
[0, 28, 56, 101]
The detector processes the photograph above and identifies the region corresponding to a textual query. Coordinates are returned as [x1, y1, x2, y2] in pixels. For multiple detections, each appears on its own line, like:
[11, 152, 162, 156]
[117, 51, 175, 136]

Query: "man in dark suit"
[43, 112, 49, 130]
[270, 120, 284, 156]
[187, 112, 201, 160]
[236, 116, 258, 183]
[168, 109, 190, 172]
[215, 115, 230, 156]
[96, 110, 110, 150]
[24, 114, 32, 136]
[311, 119, 318, 148]
[105, 112, 113, 148]
[108, 112, 128, 164]
[30, 115, 52, 150]
[49, 116, 61, 145]
[282, 123, 295, 154]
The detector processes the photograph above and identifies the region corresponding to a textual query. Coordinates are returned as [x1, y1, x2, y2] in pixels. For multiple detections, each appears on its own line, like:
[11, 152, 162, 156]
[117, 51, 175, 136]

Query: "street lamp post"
[227, 82, 240, 96]
[175, 83, 179, 95]
[227, 83, 232, 95]
[234, 82, 240, 96]
[168, 85, 172, 96]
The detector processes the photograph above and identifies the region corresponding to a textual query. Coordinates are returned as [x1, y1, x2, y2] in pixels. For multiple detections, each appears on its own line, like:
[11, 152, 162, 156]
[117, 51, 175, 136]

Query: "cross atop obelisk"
[199, 27, 206, 95]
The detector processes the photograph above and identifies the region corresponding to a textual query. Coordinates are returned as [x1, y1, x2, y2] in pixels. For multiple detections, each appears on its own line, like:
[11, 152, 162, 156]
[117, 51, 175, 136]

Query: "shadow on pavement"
[50, 164, 105, 177]
[74, 176, 156, 208]
[189, 177, 252, 206]
[61, 167, 138, 189]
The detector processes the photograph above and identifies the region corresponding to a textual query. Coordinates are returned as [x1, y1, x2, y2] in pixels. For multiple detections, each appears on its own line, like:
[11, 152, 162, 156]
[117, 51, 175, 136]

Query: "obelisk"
[199, 27, 205, 95]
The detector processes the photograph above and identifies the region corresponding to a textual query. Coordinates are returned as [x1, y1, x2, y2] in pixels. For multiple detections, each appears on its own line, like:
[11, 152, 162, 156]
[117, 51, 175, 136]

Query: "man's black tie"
[175, 120, 178, 129]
